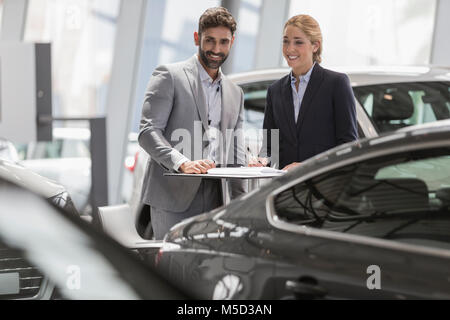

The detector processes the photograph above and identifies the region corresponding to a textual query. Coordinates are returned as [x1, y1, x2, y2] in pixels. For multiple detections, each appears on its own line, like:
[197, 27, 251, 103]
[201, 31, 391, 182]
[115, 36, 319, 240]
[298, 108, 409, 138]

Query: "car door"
[267, 146, 450, 299]
[270, 230, 450, 299]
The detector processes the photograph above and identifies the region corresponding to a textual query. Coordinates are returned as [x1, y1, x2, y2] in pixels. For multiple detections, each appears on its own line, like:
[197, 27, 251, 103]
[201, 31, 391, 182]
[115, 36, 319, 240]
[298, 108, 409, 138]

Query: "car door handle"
[286, 277, 328, 299]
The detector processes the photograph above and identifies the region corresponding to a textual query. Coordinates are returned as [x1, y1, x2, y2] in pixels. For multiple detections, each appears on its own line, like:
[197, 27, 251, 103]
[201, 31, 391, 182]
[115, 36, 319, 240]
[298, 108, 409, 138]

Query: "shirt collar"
[196, 54, 222, 85]
[290, 62, 316, 84]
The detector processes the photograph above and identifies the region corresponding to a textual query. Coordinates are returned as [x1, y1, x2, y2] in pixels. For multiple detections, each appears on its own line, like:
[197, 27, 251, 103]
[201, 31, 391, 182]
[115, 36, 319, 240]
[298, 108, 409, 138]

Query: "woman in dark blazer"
[258, 15, 358, 171]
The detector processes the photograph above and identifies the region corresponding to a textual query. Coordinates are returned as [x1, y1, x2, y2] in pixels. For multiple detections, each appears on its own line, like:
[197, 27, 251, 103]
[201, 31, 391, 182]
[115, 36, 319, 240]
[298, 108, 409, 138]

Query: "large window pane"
[129, 0, 220, 133]
[288, 0, 437, 66]
[0, 0, 4, 34]
[158, 0, 221, 65]
[24, 0, 120, 117]
[231, 0, 262, 73]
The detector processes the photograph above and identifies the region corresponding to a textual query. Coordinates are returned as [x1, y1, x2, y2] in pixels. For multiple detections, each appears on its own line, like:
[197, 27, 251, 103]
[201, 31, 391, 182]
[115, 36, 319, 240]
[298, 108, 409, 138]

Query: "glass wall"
[288, 0, 437, 67]
[24, 0, 120, 117]
[158, 0, 221, 65]
[0, 0, 3, 34]
[130, 0, 221, 133]
[231, 0, 262, 73]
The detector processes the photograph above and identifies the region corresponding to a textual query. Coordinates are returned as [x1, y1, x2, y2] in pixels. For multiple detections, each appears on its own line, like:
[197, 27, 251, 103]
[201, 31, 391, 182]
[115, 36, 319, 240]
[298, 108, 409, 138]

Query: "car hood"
[0, 159, 66, 198]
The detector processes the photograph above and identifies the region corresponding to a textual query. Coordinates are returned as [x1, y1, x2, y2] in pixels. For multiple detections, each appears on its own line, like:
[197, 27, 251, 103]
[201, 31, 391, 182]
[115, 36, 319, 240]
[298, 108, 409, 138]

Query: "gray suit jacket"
[139, 55, 246, 212]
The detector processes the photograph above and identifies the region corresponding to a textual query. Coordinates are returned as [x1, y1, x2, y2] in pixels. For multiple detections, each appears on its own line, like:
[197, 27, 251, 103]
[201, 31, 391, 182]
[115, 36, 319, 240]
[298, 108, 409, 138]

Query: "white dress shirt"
[196, 56, 223, 163]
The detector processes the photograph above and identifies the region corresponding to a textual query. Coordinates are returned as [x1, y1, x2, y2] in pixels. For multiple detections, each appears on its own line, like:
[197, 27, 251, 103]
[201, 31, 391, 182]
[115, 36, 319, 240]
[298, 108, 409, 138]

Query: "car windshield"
[274, 148, 450, 250]
[353, 81, 450, 133]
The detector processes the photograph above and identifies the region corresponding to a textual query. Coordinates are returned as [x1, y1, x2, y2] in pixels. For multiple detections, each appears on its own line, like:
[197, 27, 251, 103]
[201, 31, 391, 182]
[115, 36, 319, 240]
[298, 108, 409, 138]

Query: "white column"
[254, 0, 290, 69]
[430, 0, 450, 65]
[106, 0, 148, 204]
[1, 0, 28, 41]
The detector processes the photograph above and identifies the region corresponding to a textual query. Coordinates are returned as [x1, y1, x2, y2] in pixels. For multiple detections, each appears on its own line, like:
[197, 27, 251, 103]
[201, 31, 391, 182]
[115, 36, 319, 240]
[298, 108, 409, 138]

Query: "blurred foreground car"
[0, 168, 186, 300]
[153, 122, 450, 299]
[0, 159, 78, 299]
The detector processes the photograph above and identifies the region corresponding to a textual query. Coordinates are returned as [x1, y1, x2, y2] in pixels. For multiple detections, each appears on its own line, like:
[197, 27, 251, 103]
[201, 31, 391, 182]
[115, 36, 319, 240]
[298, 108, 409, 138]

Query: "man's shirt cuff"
[173, 157, 190, 172]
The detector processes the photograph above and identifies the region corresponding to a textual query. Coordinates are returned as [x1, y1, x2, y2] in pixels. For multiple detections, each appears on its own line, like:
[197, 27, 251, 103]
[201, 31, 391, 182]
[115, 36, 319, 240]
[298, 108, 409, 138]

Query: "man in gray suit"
[139, 7, 246, 240]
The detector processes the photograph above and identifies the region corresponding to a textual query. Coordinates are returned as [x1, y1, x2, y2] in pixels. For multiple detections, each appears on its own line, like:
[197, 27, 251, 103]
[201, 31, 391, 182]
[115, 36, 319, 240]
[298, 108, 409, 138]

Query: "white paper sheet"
[207, 167, 286, 176]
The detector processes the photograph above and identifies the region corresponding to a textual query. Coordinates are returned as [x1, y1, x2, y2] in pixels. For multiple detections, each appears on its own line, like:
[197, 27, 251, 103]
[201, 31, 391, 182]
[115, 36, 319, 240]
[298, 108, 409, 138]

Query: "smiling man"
[138, 7, 246, 240]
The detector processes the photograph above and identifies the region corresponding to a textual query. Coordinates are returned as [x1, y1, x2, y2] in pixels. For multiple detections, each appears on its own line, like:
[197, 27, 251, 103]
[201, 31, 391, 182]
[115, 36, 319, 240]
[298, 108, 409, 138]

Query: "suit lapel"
[281, 75, 298, 142]
[296, 63, 324, 131]
[183, 56, 209, 133]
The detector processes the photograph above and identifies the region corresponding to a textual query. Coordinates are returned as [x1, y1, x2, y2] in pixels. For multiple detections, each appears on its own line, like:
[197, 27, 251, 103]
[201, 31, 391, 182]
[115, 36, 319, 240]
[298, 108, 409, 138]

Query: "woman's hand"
[248, 157, 269, 167]
[282, 162, 302, 171]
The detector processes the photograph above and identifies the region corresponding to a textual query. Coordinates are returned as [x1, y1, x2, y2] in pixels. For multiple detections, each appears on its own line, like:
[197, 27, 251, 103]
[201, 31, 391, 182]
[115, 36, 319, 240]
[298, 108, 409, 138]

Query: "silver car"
[17, 127, 91, 214]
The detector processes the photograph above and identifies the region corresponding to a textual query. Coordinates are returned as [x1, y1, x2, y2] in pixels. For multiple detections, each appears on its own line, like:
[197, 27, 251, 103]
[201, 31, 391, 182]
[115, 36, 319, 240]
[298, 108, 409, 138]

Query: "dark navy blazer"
[263, 63, 358, 169]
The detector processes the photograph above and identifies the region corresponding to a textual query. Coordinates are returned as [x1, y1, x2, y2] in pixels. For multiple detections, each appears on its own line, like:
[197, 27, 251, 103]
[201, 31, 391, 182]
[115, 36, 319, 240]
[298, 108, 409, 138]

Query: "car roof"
[228, 65, 450, 87]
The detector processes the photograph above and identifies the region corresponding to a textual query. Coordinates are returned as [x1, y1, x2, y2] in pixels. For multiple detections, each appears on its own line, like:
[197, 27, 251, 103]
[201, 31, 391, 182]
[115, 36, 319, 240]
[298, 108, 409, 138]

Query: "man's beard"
[199, 48, 228, 70]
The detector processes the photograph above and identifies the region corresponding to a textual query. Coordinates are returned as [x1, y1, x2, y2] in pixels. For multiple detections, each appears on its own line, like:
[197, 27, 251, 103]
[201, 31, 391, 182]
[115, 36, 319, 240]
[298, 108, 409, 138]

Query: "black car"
[154, 122, 450, 300]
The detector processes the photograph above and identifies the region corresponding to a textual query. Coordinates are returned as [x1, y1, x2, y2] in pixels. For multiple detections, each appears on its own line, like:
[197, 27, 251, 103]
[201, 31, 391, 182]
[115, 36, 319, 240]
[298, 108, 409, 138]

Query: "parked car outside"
[154, 121, 450, 299]
[105, 66, 450, 246]
[0, 170, 186, 300]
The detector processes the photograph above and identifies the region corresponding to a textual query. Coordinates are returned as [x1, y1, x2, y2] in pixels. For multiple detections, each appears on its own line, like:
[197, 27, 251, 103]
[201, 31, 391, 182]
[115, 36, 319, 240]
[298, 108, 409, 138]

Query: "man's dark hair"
[198, 7, 237, 35]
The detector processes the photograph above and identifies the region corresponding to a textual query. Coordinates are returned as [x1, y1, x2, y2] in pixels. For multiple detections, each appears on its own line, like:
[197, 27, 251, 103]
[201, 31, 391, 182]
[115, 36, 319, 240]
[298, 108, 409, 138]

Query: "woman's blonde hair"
[284, 15, 323, 64]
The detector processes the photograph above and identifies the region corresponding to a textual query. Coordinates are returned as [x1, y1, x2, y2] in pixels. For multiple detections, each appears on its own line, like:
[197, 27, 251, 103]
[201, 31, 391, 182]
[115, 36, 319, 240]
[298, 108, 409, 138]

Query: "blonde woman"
[260, 15, 358, 170]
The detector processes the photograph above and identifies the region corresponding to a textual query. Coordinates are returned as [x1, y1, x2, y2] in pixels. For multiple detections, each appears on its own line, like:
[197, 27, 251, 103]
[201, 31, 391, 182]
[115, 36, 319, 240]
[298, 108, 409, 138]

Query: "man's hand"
[248, 157, 269, 167]
[179, 160, 216, 174]
[282, 162, 302, 171]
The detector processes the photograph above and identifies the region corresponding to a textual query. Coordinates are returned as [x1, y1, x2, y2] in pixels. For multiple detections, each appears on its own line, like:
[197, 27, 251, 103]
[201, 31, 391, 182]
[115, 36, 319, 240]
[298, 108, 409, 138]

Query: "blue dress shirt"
[290, 62, 315, 123]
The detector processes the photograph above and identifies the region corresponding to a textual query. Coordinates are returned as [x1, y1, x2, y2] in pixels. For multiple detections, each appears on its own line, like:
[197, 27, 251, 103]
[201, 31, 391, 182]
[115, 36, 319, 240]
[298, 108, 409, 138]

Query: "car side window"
[273, 148, 450, 250]
[353, 81, 450, 134]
